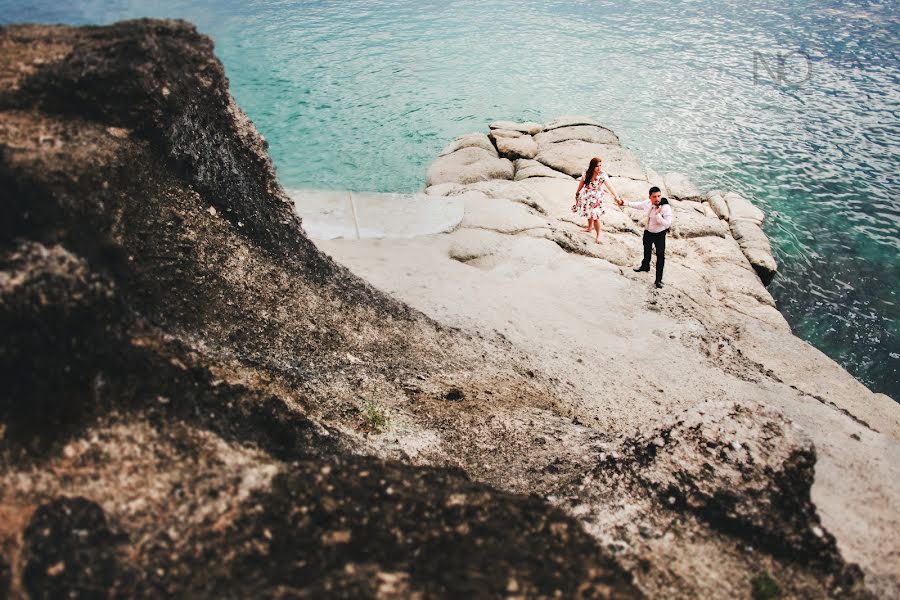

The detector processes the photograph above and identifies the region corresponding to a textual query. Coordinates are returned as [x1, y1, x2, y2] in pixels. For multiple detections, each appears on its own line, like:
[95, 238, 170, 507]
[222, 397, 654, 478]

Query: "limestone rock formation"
[707, 190, 731, 220]
[535, 140, 646, 180]
[488, 119, 542, 134]
[3, 20, 896, 600]
[426, 146, 514, 186]
[494, 133, 538, 160]
[534, 124, 620, 146]
[0, 20, 639, 598]
[725, 191, 766, 225]
[663, 171, 703, 201]
[438, 132, 497, 157]
[514, 158, 573, 181]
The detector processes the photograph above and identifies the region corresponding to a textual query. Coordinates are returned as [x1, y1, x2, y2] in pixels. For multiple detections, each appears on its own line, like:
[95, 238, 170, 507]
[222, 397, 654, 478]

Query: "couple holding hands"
[572, 156, 673, 289]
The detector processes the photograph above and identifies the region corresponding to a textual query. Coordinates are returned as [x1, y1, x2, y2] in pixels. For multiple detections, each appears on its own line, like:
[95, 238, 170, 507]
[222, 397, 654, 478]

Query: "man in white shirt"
[617, 186, 673, 289]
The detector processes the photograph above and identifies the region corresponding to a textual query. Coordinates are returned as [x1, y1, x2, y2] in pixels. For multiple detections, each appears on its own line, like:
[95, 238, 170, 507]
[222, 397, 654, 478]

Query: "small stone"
[653, 437, 665, 447]
[208, 206, 217, 216]
[46, 561, 65, 576]
[445, 388, 464, 401]
[812, 526, 824, 538]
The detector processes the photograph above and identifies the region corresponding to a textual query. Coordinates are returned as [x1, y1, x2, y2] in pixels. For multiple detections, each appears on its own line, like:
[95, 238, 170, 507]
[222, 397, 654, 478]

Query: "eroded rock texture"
[0, 19, 877, 599]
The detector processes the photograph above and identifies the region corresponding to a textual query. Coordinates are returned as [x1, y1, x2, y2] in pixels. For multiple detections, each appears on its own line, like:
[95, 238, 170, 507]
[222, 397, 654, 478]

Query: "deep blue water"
[3, 1, 898, 399]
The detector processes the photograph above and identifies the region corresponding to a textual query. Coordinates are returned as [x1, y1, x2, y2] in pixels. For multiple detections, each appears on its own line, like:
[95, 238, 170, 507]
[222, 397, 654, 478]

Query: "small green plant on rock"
[359, 400, 389, 434]
[751, 571, 781, 600]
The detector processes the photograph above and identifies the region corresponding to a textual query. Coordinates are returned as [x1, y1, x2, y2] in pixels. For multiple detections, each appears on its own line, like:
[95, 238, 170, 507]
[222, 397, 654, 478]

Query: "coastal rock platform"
[2, 21, 898, 600]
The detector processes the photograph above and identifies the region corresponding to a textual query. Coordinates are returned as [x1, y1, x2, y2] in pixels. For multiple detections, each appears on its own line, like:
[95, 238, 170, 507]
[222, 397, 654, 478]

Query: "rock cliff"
[1, 20, 897, 599]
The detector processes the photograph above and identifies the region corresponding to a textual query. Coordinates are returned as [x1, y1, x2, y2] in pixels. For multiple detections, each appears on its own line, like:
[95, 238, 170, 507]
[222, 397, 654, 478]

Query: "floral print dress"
[576, 168, 609, 220]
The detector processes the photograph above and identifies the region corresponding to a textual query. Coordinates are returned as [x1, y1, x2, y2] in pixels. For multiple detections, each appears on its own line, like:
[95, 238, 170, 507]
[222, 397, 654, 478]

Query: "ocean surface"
[4, 1, 898, 399]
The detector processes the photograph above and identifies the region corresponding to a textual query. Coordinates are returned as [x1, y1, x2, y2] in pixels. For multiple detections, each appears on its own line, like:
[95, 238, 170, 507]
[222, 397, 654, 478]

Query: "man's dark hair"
[649, 186, 661, 195]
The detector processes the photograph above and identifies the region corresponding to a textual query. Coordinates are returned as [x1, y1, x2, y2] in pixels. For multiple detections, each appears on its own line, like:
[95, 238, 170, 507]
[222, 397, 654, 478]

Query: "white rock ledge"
[290, 189, 464, 240]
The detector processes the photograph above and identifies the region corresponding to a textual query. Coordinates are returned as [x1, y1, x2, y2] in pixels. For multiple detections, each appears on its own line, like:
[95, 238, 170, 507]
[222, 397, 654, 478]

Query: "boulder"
[514, 177, 581, 218]
[495, 135, 539, 160]
[489, 128, 523, 140]
[607, 176, 653, 201]
[663, 172, 703, 201]
[670, 207, 730, 239]
[706, 191, 730, 221]
[605, 401, 845, 569]
[488, 120, 543, 135]
[535, 140, 646, 180]
[438, 133, 497, 157]
[542, 115, 602, 131]
[534, 125, 619, 146]
[514, 159, 574, 181]
[730, 220, 778, 284]
[725, 192, 765, 225]
[426, 147, 514, 186]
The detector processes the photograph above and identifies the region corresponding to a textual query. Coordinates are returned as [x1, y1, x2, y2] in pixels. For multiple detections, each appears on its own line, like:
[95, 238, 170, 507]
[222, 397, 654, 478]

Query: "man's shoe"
[633, 266, 650, 273]
[655, 281, 663, 289]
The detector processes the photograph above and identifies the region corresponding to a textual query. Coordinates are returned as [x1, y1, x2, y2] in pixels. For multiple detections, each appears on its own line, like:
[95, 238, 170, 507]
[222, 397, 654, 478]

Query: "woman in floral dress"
[572, 156, 621, 243]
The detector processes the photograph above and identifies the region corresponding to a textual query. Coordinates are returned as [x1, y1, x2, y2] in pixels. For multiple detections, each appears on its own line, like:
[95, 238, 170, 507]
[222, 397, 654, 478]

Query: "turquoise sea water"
[4, 1, 898, 399]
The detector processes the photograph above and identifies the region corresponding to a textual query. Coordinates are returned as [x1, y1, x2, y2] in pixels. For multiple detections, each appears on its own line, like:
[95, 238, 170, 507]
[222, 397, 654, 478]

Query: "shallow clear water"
[4, 0, 898, 399]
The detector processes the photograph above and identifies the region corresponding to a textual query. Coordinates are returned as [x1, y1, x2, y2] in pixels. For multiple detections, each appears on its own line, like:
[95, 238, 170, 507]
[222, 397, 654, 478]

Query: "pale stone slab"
[730, 219, 778, 284]
[535, 140, 646, 180]
[353, 192, 464, 239]
[663, 172, 703, 200]
[459, 192, 551, 233]
[515, 159, 574, 181]
[289, 189, 357, 240]
[725, 192, 765, 224]
[542, 115, 601, 131]
[707, 191, 730, 221]
[488, 120, 543, 135]
[426, 146, 514, 186]
[438, 133, 497, 157]
[534, 124, 619, 146]
[495, 135, 538, 160]
[489, 128, 523, 139]
[515, 176, 581, 218]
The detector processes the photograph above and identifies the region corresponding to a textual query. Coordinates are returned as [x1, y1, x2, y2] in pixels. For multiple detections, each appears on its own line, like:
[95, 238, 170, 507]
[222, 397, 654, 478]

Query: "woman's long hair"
[584, 157, 601, 184]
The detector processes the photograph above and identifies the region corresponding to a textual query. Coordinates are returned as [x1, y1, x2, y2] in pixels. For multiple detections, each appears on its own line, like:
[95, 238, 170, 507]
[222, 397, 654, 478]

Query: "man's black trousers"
[640, 229, 667, 284]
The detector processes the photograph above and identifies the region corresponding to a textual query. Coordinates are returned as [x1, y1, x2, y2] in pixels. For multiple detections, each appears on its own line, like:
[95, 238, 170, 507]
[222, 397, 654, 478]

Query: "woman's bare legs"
[583, 217, 593, 233]
[594, 218, 602, 243]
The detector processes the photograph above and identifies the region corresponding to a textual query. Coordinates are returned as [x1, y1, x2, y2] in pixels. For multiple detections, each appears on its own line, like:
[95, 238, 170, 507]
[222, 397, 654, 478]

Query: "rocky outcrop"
[438, 132, 497, 157]
[4, 23, 895, 600]
[426, 146, 514, 186]
[0, 21, 639, 598]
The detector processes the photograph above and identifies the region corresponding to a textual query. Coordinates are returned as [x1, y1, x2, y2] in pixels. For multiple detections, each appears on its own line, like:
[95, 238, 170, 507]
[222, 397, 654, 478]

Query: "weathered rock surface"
[488, 127, 522, 139]
[3, 22, 897, 600]
[438, 132, 497, 157]
[494, 133, 538, 159]
[0, 21, 640, 598]
[707, 190, 731, 220]
[731, 219, 779, 284]
[535, 139, 646, 180]
[514, 158, 573, 181]
[725, 191, 766, 225]
[488, 119, 542, 134]
[663, 171, 703, 201]
[534, 124, 620, 146]
[426, 146, 514, 186]
[543, 115, 602, 130]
